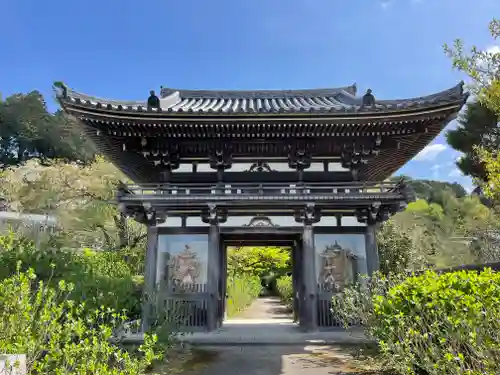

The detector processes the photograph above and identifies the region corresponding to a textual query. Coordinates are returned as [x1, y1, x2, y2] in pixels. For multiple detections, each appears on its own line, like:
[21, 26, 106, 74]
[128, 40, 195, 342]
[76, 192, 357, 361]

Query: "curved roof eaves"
[54, 81, 468, 116]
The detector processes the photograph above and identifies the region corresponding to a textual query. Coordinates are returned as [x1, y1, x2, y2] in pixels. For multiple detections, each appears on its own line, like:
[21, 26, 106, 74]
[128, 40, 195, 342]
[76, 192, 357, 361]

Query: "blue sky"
[2, 0, 499, 190]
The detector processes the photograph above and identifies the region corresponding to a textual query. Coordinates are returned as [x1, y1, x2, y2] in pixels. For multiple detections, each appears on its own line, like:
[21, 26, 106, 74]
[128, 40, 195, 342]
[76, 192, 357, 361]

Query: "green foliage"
[225, 274, 261, 317]
[227, 246, 290, 277]
[0, 265, 163, 374]
[376, 220, 426, 275]
[0, 91, 95, 168]
[445, 18, 500, 114]
[276, 275, 293, 307]
[444, 18, 500, 199]
[446, 101, 499, 181]
[0, 232, 143, 319]
[373, 269, 500, 375]
[476, 147, 500, 204]
[333, 269, 500, 374]
[332, 272, 406, 328]
[389, 176, 467, 200]
[226, 246, 291, 307]
[389, 188, 499, 268]
[0, 158, 146, 251]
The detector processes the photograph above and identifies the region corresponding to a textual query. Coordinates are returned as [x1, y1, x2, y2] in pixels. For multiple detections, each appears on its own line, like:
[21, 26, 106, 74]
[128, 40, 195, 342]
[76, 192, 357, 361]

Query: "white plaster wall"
[170, 161, 349, 173]
[313, 216, 337, 227]
[341, 216, 366, 227]
[218, 215, 301, 227]
[157, 215, 366, 228]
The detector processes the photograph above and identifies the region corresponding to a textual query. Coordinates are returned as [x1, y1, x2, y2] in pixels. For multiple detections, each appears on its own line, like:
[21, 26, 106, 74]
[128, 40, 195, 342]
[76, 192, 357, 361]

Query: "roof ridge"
[55, 81, 468, 115]
[160, 85, 357, 99]
[378, 81, 466, 104]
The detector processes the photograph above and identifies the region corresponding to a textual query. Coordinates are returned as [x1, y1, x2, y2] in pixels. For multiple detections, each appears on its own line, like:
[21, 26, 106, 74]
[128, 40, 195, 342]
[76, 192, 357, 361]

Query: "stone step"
[117, 324, 371, 346]
[180, 321, 370, 346]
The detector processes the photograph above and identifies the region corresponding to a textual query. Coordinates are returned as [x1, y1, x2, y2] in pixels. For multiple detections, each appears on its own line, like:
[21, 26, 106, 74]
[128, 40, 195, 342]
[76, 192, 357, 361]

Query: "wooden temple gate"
[119, 182, 411, 332]
[55, 80, 468, 332]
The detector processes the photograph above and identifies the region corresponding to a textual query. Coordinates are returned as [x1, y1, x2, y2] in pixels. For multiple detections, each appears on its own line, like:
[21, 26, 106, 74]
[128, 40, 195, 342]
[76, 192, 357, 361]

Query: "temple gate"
[56, 81, 468, 332]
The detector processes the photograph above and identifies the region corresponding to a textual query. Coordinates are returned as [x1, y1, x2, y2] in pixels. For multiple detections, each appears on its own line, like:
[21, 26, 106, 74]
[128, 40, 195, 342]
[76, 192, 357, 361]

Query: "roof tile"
[55, 82, 468, 115]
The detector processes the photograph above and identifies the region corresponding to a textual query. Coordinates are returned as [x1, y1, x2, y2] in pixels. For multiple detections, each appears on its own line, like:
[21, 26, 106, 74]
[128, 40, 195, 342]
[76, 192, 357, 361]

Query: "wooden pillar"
[302, 223, 318, 331]
[207, 221, 220, 331]
[365, 223, 379, 276]
[292, 239, 302, 323]
[202, 204, 227, 332]
[142, 225, 159, 332]
[295, 203, 320, 332]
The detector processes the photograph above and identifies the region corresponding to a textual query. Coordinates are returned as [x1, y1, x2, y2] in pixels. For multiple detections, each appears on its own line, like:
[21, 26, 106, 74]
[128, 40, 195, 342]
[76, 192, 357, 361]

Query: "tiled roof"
[55, 82, 468, 116]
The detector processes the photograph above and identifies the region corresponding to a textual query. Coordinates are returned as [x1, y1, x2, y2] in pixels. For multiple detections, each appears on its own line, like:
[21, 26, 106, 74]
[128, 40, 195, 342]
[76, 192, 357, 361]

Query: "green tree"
[227, 246, 290, 277]
[389, 192, 492, 268]
[389, 176, 467, 200]
[376, 220, 425, 275]
[446, 101, 499, 180]
[446, 19, 500, 205]
[0, 91, 95, 168]
[476, 147, 500, 203]
[0, 158, 145, 251]
[445, 18, 500, 113]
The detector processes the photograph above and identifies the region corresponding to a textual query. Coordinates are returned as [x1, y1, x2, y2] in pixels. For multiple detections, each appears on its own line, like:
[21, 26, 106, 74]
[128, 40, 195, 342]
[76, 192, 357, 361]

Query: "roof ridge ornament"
[53, 81, 68, 98]
[361, 88, 376, 108]
[351, 83, 357, 96]
[147, 90, 160, 109]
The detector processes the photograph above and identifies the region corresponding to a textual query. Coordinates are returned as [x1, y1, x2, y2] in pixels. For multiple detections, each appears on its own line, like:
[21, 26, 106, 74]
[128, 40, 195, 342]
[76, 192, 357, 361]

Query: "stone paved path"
[179, 298, 376, 374]
[182, 345, 377, 375]
[234, 296, 293, 320]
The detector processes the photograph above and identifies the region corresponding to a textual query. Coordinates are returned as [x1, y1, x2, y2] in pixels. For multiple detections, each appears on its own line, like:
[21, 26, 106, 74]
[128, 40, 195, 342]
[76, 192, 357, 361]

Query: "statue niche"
[166, 244, 202, 289]
[317, 240, 357, 292]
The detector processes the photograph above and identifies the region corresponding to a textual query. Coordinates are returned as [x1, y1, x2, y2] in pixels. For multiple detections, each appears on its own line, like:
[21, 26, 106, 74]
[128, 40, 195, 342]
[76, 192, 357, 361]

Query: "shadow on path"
[233, 296, 293, 321]
[178, 297, 380, 374]
[180, 345, 383, 375]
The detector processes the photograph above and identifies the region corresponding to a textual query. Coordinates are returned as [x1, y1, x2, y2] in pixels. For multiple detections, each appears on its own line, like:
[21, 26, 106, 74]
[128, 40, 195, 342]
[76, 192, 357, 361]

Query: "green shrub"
[333, 269, 500, 375]
[227, 246, 290, 277]
[0, 232, 143, 319]
[0, 265, 163, 374]
[374, 269, 500, 375]
[276, 275, 293, 307]
[331, 272, 406, 328]
[226, 274, 261, 317]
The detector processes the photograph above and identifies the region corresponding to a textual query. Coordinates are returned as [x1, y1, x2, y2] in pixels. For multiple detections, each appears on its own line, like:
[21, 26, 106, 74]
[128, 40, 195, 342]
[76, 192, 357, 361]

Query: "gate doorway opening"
[219, 232, 303, 329]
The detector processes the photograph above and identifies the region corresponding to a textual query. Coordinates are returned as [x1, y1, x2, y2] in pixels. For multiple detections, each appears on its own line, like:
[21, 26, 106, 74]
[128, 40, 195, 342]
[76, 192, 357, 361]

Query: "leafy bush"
[333, 269, 500, 375]
[276, 275, 293, 307]
[331, 272, 406, 328]
[0, 265, 163, 374]
[0, 232, 143, 319]
[226, 274, 261, 317]
[377, 220, 426, 275]
[227, 246, 290, 277]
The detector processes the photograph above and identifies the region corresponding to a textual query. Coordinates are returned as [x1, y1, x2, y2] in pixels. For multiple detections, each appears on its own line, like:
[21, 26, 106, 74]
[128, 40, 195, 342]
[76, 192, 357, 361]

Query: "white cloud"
[414, 144, 448, 161]
[448, 169, 462, 178]
[487, 45, 500, 54]
[431, 164, 441, 178]
[471, 45, 500, 85]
